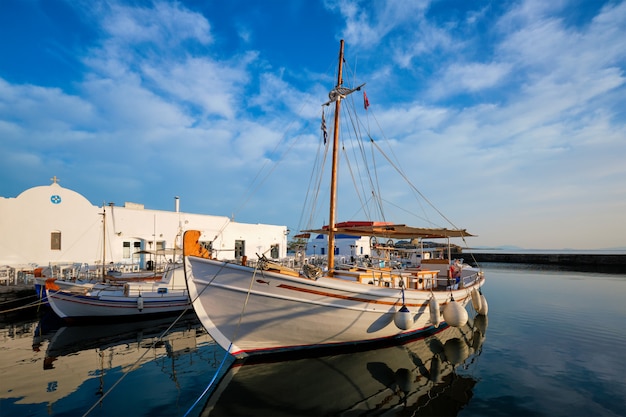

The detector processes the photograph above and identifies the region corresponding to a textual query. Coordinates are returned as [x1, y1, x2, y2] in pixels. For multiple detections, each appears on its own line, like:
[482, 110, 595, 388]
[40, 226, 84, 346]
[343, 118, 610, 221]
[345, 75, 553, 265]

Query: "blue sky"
[1, 0, 625, 250]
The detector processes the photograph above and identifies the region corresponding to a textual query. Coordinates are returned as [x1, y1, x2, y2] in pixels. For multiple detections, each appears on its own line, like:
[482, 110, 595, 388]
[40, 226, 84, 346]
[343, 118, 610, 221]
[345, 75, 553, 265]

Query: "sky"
[1, 0, 625, 250]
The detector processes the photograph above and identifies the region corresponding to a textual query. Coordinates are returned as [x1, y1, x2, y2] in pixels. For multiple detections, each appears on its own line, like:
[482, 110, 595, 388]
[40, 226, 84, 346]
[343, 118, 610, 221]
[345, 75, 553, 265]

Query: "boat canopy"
[302, 223, 474, 239]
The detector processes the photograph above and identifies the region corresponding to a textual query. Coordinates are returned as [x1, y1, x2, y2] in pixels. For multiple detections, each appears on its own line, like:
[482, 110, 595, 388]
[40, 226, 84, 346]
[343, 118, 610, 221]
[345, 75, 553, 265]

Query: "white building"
[306, 233, 372, 261]
[0, 179, 288, 270]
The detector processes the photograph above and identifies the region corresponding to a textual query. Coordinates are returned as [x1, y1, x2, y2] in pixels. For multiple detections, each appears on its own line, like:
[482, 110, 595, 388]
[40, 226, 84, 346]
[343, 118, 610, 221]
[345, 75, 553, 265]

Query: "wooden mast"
[101, 206, 106, 282]
[327, 39, 344, 275]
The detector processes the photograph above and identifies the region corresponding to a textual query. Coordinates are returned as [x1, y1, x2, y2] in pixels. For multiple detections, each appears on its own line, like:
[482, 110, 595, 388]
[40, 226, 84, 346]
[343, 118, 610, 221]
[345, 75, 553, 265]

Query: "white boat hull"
[46, 264, 190, 319]
[184, 255, 484, 358]
[47, 290, 190, 319]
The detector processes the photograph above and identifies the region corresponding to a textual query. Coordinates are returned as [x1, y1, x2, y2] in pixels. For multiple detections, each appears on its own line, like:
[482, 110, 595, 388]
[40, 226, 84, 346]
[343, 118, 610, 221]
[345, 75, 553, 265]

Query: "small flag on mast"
[321, 110, 328, 144]
[363, 91, 370, 110]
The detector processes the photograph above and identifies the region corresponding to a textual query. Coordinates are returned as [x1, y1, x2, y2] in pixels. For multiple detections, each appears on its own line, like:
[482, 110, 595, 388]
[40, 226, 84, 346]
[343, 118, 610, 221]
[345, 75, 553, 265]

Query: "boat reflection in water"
[201, 315, 487, 416]
[43, 312, 205, 367]
[21, 312, 216, 409]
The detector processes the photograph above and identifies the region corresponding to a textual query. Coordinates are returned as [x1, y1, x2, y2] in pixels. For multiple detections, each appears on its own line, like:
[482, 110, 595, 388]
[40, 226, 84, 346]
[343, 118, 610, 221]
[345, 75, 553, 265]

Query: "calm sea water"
[1, 264, 625, 417]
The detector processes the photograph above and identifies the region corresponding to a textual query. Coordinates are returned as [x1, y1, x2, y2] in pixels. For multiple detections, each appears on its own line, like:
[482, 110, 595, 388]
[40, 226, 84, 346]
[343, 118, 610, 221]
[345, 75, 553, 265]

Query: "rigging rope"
[232, 102, 313, 223]
[298, 112, 331, 232]
[367, 136, 461, 230]
[343, 92, 383, 219]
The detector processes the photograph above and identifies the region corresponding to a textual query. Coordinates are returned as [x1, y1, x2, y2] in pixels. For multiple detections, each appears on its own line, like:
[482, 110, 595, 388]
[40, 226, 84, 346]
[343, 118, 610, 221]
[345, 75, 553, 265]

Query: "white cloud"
[141, 54, 255, 120]
[1, 0, 625, 249]
[430, 62, 512, 98]
[103, 1, 212, 46]
[0, 78, 95, 133]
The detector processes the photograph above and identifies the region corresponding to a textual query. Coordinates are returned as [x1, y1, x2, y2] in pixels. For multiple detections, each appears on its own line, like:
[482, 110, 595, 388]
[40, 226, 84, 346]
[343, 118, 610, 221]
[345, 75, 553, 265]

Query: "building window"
[270, 244, 279, 259]
[235, 240, 245, 260]
[133, 242, 141, 261]
[200, 241, 213, 253]
[124, 241, 143, 259]
[51, 231, 61, 250]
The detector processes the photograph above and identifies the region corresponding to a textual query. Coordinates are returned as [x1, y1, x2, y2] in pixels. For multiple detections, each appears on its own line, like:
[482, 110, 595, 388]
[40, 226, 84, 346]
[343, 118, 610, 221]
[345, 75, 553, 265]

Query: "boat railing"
[332, 263, 442, 289]
[122, 282, 189, 296]
[460, 270, 482, 287]
[0, 265, 15, 286]
[229, 255, 481, 290]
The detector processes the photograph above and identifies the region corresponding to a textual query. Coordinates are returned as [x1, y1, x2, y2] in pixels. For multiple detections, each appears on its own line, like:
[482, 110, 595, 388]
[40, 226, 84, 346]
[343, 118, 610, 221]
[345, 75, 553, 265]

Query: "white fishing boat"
[46, 262, 190, 320]
[183, 40, 488, 359]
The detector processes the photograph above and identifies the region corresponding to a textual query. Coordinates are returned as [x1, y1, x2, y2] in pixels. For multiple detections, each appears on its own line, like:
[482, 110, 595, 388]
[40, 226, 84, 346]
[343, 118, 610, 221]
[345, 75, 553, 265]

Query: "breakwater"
[461, 251, 626, 274]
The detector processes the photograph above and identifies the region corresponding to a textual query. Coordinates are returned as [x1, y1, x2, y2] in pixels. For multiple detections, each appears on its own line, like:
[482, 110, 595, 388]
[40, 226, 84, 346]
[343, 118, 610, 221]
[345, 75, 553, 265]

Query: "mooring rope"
[82, 306, 193, 417]
[0, 292, 39, 305]
[182, 342, 232, 417]
[0, 297, 43, 314]
[182, 260, 261, 417]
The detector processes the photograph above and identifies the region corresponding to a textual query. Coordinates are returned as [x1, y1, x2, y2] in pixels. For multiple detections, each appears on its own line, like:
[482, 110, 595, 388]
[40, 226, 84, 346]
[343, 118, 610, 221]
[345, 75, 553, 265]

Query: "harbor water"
[1, 263, 625, 416]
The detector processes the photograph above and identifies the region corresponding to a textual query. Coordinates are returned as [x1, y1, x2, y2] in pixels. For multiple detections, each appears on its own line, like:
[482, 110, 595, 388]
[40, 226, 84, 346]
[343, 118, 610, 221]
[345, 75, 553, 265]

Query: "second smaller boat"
[46, 262, 190, 321]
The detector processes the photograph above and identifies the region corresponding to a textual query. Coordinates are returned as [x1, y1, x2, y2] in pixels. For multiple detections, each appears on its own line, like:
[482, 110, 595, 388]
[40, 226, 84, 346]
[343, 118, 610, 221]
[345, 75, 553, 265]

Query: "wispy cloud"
[0, 0, 624, 249]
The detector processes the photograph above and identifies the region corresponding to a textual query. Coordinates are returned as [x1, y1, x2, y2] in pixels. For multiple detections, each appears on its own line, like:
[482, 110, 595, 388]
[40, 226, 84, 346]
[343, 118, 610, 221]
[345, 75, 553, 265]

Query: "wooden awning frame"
[302, 224, 474, 239]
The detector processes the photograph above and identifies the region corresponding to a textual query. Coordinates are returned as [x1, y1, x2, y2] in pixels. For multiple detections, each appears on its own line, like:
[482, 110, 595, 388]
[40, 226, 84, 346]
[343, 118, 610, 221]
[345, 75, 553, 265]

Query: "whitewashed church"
[0, 178, 289, 271]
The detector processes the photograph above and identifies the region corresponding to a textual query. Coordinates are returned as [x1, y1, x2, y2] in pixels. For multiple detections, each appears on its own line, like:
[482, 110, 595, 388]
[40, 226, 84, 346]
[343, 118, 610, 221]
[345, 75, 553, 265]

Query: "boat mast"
[327, 39, 344, 274]
[101, 205, 106, 282]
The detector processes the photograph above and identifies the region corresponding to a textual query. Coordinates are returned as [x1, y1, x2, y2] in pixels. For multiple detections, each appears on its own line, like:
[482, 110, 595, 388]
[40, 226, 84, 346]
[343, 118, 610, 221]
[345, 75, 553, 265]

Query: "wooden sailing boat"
[183, 40, 487, 359]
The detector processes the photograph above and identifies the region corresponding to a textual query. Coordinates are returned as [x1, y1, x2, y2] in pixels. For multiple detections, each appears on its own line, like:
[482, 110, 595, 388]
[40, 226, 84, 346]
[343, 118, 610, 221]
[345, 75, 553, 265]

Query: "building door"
[235, 240, 245, 260]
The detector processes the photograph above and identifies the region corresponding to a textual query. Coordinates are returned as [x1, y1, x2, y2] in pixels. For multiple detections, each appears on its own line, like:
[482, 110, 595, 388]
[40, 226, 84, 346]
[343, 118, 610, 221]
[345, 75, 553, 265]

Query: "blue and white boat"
[46, 263, 189, 320]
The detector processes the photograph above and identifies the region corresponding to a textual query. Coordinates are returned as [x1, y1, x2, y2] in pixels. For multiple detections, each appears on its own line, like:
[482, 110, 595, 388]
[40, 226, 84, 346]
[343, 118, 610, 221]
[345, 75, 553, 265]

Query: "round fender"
[394, 305, 414, 330]
[471, 288, 482, 312]
[443, 300, 468, 327]
[478, 293, 489, 315]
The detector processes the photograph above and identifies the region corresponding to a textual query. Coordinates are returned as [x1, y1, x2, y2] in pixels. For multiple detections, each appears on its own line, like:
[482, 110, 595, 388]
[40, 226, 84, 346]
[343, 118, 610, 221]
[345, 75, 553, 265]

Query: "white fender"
[137, 293, 144, 312]
[394, 305, 414, 330]
[471, 288, 482, 312]
[478, 293, 489, 315]
[429, 297, 441, 328]
[443, 299, 468, 327]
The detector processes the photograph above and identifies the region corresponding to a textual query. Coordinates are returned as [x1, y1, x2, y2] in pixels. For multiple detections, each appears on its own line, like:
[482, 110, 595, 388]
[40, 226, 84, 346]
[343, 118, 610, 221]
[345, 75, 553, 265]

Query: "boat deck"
[333, 268, 442, 289]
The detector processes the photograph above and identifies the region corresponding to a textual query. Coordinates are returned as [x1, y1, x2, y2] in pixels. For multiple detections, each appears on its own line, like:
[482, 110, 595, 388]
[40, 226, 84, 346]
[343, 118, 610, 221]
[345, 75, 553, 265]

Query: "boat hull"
[184, 256, 484, 358]
[47, 290, 189, 319]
